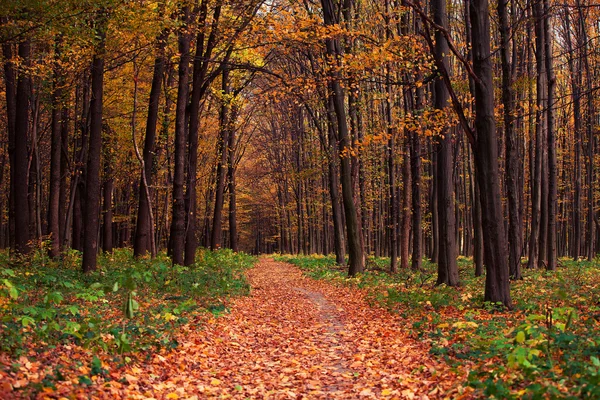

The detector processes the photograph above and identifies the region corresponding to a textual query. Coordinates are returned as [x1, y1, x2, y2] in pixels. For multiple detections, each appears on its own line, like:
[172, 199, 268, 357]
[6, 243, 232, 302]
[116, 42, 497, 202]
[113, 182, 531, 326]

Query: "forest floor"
[97, 257, 466, 399]
[1, 257, 468, 399]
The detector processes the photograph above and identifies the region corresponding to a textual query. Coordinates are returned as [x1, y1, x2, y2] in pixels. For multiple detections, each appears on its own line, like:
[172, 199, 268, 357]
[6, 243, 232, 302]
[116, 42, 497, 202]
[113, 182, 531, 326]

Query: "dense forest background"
[1, 0, 599, 308]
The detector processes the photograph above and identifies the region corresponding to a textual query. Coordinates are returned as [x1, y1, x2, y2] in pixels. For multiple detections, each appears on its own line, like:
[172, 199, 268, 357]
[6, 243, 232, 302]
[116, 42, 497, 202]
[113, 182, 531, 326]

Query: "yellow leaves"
[210, 378, 221, 386]
[452, 321, 479, 329]
[166, 393, 179, 399]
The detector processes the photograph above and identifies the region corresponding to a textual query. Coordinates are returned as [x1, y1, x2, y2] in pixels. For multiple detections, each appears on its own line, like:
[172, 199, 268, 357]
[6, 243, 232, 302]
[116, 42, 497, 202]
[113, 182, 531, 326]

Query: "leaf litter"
[1, 257, 469, 398]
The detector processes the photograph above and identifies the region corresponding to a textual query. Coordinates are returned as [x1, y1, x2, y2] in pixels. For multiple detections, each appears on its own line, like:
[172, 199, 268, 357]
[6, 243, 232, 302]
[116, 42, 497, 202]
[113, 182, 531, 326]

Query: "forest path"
[113, 257, 466, 398]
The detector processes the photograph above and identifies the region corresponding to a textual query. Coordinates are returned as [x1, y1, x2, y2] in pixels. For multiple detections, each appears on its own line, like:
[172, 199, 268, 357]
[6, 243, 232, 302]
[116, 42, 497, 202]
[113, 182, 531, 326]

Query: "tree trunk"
[321, 0, 364, 276]
[564, 10, 581, 260]
[211, 68, 230, 250]
[102, 151, 113, 253]
[168, 7, 191, 265]
[432, 0, 458, 286]
[1, 31, 16, 251]
[544, 0, 557, 270]
[14, 39, 31, 255]
[498, 0, 522, 278]
[410, 89, 423, 270]
[326, 98, 346, 265]
[82, 10, 107, 273]
[227, 124, 238, 252]
[185, 3, 222, 264]
[133, 30, 167, 258]
[470, 0, 512, 307]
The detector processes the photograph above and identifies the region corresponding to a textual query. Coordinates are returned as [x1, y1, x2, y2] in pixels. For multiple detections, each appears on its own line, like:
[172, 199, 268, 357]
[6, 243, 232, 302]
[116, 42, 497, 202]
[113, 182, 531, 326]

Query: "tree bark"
[432, 0, 458, 286]
[168, 6, 191, 265]
[185, 2, 222, 264]
[498, 0, 522, 278]
[321, 0, 364, 276]
[14, 39, 31, 255]
[133, 29, 167, 258]
[82, 10, 107, 273]
[211, 68, 231, 250]
[470, 0, 512, 307]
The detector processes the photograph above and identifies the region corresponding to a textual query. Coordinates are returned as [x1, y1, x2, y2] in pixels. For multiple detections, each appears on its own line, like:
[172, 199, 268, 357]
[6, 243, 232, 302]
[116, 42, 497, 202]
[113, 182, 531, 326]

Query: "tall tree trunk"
[102, 145, 113, 253]
[544, 0, 557, 270]
[185, 3, 222, 264]
[410, 86, 423, 270]
[227, 123, 238, 252]
[577, 0, 595, 261]
[82, 10, 107, 273]
[400, 136, 411, 270]
[498, 0, 522, 278]
[211, 68, 230, 250]
[168, 7, 191, 265]
[470, 0, 512, 307]
[321, 0, 364, 276]
[48, 39, 63, 258]
[1, 29, 16, 251]
[432, 0, 458, 286]
[14, 39, 31, 255]
[385, 20, 398, 272]
[133, 30, 167, 258]
[326, 97, 346, 265]
[564, 10, 581, 260]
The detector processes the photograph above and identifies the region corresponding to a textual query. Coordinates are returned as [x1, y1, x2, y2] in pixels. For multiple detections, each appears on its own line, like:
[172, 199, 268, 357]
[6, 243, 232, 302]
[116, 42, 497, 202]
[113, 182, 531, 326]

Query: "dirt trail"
[100, 258, 467, 398]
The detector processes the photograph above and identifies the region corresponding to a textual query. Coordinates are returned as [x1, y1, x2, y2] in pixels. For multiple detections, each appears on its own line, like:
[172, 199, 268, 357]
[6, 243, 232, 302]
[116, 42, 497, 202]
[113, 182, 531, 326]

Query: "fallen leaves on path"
[2, 258, 471, 398]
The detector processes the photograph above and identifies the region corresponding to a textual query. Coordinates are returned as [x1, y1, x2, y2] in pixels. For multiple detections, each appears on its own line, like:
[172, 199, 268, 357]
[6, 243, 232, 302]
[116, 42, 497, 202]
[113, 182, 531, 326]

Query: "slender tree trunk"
[227, 107, 238, 252]
[133, 30, 167, 258]
[168, 7, 191, 265]
[48, 39, 63, 258]
[400, 135, 411, 270]
[498, 0, 522, 278]
[544, 0, 557, 270]
[432, 0, 458, 286]
[211, 68, 230, 250]
[2, 30, 16, 251]
[410, 90, 423, 270]
[564, 10, 581, 260]
[82, 10, 107, 273]
[102, 147, 113, 253]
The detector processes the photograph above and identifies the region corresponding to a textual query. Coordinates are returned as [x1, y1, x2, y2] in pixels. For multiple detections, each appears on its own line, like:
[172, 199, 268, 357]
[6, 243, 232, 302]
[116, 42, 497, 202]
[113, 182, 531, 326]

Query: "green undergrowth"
[275, 253, 600, 398]
[1, 247, 255, 358]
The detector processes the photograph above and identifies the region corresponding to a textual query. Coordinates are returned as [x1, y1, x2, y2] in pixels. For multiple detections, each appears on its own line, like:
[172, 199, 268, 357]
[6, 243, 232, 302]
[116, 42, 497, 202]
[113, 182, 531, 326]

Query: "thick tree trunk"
[168, 7, 191, 265]
[432, 0, 458, 286]
[14, 40, 31, 255]
[82, 11, 107, 273]
[321, 0, 364, 276]
[470, 0, 512, 307]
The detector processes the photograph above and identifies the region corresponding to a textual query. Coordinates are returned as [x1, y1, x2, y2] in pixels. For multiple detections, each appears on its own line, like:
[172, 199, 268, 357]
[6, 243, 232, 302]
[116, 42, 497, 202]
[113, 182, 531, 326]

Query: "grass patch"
[1, 247, 255, 357]
[276, 253, 600, 398]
